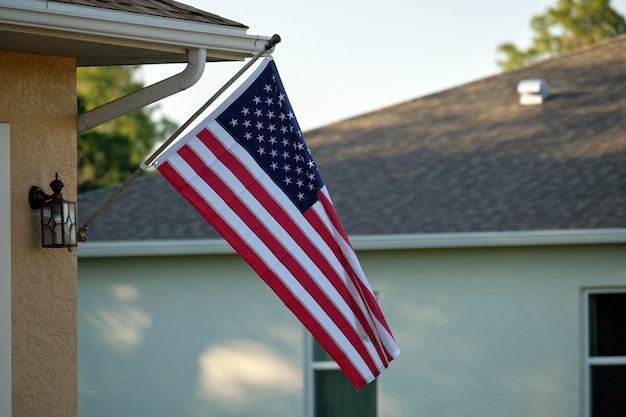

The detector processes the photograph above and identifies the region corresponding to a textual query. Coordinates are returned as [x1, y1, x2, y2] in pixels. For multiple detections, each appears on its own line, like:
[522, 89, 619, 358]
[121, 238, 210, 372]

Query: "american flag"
[154, 57, 399, 389]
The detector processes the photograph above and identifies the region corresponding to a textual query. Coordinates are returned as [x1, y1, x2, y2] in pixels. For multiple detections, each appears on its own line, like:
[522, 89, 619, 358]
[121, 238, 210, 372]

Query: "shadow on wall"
[85, 284, 152, 357]
[79, 272, 304, 417]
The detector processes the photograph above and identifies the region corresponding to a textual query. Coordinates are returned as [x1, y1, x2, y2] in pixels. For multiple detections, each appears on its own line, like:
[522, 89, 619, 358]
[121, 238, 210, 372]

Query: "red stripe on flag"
[196, 130, 375, 322]
[315, 192, 397, 361]
[194, 129, 389, 366]
[179, 135, 381, 376]
[302, 205, 391, 366]
[157, 160, 370, 388]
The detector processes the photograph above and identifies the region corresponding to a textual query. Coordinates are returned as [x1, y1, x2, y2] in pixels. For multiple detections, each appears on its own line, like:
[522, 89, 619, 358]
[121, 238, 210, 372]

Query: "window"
[306, 334, 377, 417]
[585, 290, 626, 417]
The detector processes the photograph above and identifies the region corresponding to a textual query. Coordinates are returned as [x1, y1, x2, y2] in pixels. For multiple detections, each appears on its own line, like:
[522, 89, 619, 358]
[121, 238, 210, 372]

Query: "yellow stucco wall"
[0, 51, 77, 417]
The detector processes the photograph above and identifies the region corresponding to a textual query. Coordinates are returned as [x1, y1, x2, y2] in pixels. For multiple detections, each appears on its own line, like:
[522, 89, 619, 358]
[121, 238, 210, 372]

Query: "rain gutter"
[77, 48, 206, 133]
[0, 0, 269, 133]
[0, 0, 268, 60]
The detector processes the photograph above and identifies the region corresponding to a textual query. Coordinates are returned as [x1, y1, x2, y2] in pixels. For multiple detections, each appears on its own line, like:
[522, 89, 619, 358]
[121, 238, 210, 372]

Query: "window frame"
[583, 288, 626, 417]
[304, 331, 379, 417]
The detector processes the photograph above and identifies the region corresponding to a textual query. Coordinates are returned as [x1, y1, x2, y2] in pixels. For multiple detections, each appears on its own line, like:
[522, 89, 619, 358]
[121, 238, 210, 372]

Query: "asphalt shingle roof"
[78, 35, 626, 241]
[54, 0, 247, 28]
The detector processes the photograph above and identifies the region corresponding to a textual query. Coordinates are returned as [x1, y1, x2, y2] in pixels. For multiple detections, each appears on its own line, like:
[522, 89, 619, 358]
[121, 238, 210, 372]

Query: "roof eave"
[0, 0, 270, 63]
[77, 228, 626, 258]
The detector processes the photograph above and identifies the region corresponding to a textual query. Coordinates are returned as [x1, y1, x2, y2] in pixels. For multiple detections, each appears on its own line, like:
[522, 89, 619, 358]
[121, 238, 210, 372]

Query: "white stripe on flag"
[188, 125, 383, 368]
[163, 150, 377, 383]
[193, 124, 389, 367]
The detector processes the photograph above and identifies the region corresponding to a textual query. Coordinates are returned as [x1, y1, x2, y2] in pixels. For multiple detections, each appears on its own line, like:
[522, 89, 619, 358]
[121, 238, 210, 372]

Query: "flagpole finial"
[265, 34, 282, 51]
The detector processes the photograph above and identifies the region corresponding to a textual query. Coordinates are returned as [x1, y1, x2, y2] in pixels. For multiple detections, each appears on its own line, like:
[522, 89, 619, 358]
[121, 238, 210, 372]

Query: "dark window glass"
[312, 339, 377, 417]
[314, 370, 377, 417]
[589, 293, 626, 356]
[591, 365, 626, 417]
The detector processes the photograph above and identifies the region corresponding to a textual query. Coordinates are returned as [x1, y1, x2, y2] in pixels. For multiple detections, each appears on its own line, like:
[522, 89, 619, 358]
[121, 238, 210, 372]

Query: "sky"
[142, 0, 626, 132]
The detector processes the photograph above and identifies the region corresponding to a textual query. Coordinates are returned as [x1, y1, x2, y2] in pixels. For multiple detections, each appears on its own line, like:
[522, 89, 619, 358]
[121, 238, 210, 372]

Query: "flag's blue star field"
[217, 60, 324, 212]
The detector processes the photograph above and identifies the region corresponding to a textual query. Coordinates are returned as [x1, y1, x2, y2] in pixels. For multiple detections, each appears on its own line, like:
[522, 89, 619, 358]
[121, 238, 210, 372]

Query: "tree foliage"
[77, 66, 176, 192]
[497, 0, 626, 70]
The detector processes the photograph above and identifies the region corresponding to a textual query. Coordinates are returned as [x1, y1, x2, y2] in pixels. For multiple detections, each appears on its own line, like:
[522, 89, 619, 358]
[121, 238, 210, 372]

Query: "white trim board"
[0, 123, 11, 417]
[78, 228, 626, 258]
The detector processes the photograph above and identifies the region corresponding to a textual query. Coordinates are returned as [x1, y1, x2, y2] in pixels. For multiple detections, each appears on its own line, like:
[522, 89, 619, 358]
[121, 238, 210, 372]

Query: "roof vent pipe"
[517, 79, 549, 105]
[77, 48, 206, 134]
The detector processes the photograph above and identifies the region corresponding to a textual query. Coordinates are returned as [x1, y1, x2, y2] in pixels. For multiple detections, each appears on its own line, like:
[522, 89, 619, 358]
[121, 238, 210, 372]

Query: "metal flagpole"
[77, 34, 282, 242]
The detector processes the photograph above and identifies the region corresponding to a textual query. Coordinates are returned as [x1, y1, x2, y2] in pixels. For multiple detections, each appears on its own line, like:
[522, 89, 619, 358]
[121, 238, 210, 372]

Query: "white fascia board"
[0, 0, 269, 56]
[79, 239, 235, 258]
[78, 229, 626, 258]
[351, 229, 626, 250]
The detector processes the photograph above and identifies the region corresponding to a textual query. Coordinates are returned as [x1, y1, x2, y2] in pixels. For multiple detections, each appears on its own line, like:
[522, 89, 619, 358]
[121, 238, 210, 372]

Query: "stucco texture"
[0, 51, 78, 417]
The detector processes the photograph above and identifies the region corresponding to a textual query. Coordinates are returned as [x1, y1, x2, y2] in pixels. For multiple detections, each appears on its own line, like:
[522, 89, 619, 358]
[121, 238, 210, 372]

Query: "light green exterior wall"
[79, 253, 304, 417]
[363, 244, 626, 417]
[78, 243, 626, 417]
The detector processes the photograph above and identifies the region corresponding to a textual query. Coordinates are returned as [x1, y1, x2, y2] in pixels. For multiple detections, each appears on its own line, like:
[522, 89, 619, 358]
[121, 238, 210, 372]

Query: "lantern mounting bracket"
[29, 173, 65, 209]
[29, 186, 52, 209]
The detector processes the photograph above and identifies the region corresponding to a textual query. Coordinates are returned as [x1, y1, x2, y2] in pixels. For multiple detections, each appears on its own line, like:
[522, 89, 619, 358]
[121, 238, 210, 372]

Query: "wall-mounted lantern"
[29, 173, 77, 248]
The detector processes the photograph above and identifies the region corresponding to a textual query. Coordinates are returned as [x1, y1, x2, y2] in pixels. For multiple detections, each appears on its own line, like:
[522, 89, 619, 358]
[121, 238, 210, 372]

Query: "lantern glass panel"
[62, 201, 76, 245]
[53, 223, 63, 246]
[42, 206, 51, 221]
[52, 202, 62, 224]
[69, 202, 77, 245]
[41, 201, 53, 246]
[42, 212, 53, 247]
